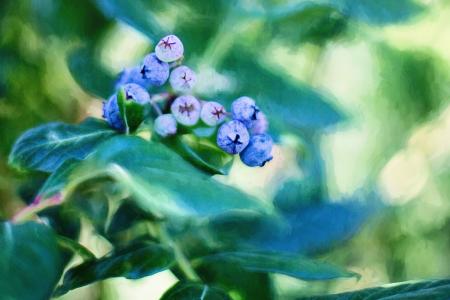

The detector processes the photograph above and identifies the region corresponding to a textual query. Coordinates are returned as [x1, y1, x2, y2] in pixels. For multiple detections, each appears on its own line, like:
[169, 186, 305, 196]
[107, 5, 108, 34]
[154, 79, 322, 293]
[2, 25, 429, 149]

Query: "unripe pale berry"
[200, 101, 227, 126]
[115, 67, 151, 90]
[239, 134, 273, 167]
[140, 53, 170, 86]
[155, 35, 184, 62]
[217, 120, 250, 154]
[123, 83, 150, 104]
[170, 95, 201, 126]
[250, 111, 268, 134]
[169, 65, 196, 94]
[154, 114, 177, 137]
[231, 96, 260, 128]
[103, 95, 125, 131]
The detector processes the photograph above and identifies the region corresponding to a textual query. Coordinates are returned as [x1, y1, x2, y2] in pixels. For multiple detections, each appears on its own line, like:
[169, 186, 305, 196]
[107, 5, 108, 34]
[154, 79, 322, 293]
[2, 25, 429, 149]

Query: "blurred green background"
[1, 0, 450, 299]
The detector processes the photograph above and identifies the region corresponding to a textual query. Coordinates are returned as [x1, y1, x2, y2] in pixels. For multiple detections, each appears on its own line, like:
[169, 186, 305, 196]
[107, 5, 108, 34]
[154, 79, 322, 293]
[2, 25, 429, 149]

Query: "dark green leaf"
[8, 118, 116, 172]
[54, 241, 174, 296]
[195, 258, 274, 300]
[68, 47, 116, 98]
[298, 278, 450, 300]
[107, 199, 155, 236]
[42, 136, 271, 218]
[0, 222, 64, 300]
[252, 200, 374, 254]
[37, 159, 79, 201]
[336, 0, 425, 25]
[161, 281, 232, 300]
[202, 200, 372, 255]
[273, 178, 322, 212]
[269, 0, 424, 25]
[196, 251, 358, 281]
[56, 235, 96, 261]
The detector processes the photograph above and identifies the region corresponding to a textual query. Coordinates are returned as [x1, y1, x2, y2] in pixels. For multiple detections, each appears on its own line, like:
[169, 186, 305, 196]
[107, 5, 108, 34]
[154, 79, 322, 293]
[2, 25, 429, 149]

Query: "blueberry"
[170, 95, 201, 126]
[250, 111, 268, 134]
[231, 96, 260, 128]
[140, 53, 170, 86]
[155, 35, 184, 62]
[169, 65, 196, 94]
[154, 114, 177, 137]
[217, 120, 250, 154]
[123, 83, 150, 104]
[103, 95, 125, 131]
[239, 134, 273, 167]
[115, 67, 151, 90]
[200, 101, 227, 126]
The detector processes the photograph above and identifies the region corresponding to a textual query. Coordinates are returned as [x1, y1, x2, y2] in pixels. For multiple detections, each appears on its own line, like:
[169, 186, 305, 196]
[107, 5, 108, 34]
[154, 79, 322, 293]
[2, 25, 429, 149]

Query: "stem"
[157, 224, 200, 281]
[150, 101, 162, 116]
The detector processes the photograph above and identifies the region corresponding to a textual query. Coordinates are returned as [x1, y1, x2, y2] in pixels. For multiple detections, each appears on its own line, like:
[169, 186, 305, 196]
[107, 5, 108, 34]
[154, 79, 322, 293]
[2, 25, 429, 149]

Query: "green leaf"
[161, 281, 232, 300]
[269, 0, 424, 25]
[220, 49, 344, 133]
[165, 135, 233, 175]
[117, 87, 145, 133]
[195, 260, 274, 300]
[54, 241, 174, 296]
[9, 118, 116, 173]
[336, 0, 425, 25]
[56, 235, 96, 262]
[42, 136, 271, 218]
[68, 46, 116, 98]
[299, 278, 450, 300]
[196, 251, 358, 281]
[93, 0, 166, 40]
[269, 6, 348, 46]
[0, 222, 65, 300]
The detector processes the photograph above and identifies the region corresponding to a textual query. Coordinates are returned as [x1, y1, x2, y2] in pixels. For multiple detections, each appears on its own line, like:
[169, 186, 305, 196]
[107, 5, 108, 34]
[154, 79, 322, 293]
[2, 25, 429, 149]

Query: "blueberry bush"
[1, 0, 450, 299]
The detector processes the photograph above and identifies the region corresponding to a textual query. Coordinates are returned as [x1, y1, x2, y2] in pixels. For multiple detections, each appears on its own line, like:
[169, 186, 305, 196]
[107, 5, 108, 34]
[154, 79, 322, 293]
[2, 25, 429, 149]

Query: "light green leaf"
[93, 0, 166, 39]
[220, 50, 344, 133]
[165, 135, 233, 175]
[8, 118, 117, 172]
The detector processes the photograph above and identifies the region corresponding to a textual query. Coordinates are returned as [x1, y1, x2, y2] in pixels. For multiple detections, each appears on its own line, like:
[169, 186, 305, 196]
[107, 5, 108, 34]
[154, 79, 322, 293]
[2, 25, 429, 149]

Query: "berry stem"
[169, 57, 184, 69]
[150, 101, 163, 116]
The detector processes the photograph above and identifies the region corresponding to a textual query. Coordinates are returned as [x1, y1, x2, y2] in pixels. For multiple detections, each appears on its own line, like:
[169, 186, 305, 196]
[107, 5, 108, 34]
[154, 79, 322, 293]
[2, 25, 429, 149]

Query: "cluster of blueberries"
[102, 35, 273, 167]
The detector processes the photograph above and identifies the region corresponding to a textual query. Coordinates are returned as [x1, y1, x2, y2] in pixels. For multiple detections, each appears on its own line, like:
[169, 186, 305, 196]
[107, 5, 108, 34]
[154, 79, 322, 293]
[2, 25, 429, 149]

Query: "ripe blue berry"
[155, 35, 184, 62]
[169, 65, 196, 94]
[103, 95, 125, 131]
[170, 95, 201, 126]
[250, 111, 268, 134]
[154, 114, 177, 137]
[239, 134, 273, 167]
[123, 83, 150, 104]
[231, 96, 260, 128]
[140, 53, 170, 86]
[200, 101, 227, 126]
[115, 67, 151, 90]
[217, 120, 250, 154]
